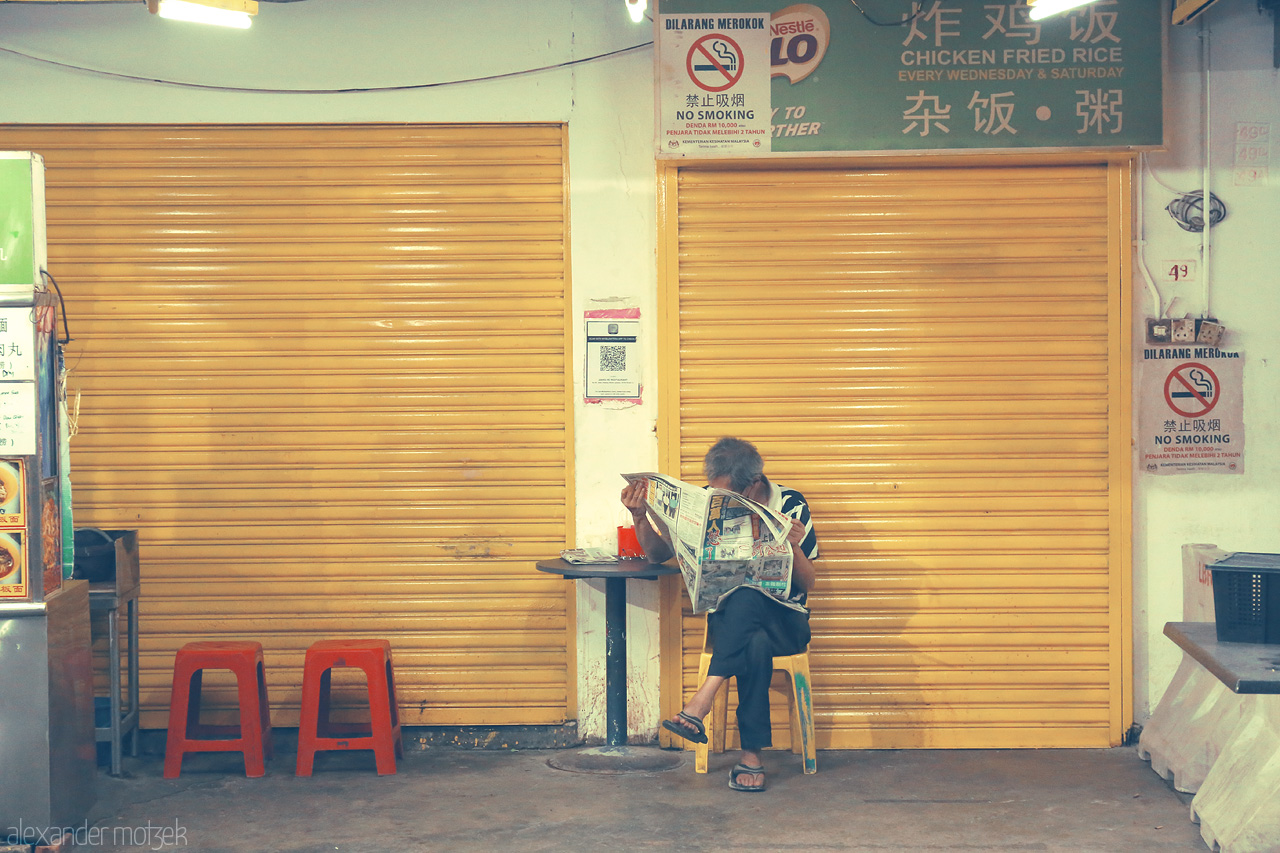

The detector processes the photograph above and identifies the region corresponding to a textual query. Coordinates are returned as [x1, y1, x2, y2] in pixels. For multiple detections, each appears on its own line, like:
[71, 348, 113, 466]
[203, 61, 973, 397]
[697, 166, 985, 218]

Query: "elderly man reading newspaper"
[619, 437, 818, 793]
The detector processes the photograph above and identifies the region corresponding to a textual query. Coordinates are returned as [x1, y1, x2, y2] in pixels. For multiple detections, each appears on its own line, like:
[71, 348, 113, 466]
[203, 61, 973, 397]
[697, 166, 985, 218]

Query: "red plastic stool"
[295, 639, 403, 776]
[163, 641, 274, 779]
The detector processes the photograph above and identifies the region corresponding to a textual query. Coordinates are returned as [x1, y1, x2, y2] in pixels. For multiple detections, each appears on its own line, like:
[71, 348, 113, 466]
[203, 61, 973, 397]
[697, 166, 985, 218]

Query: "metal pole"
[604, 575, 627, 747]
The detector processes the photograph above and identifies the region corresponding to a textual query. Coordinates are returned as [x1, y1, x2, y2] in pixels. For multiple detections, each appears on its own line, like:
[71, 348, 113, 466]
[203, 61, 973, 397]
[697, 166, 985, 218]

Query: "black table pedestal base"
[535, 558, 684, 774]
[546, 745, 684, 775]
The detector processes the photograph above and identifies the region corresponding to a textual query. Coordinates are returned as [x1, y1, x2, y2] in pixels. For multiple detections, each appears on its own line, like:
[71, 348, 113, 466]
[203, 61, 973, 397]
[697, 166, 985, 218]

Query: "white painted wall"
[1136, 1, 1280, 722]
[0, 0, 1274, 740]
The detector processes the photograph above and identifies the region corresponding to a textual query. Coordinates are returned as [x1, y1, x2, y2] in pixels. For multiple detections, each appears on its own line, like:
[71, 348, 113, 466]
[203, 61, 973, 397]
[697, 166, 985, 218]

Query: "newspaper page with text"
[621, 472, 801, 613]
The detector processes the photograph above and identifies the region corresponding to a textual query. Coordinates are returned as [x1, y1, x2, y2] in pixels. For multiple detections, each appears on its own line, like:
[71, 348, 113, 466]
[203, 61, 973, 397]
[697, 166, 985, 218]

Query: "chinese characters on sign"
[1139, 347, 1245, 475]
[0, 307, 35, 381]
[0, 383, 37, 456]
[656, 0, 1162, 155]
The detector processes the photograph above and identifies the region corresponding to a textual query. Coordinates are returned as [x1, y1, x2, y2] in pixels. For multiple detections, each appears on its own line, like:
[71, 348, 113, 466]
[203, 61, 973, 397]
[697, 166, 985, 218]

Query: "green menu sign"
[655, 0, 1163, 156]
[0, 154, 39, 285]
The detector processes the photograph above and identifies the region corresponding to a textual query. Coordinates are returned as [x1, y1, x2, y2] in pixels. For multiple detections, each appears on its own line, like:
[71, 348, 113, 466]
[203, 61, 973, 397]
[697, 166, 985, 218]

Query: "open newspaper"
[621, 472, 802, 614]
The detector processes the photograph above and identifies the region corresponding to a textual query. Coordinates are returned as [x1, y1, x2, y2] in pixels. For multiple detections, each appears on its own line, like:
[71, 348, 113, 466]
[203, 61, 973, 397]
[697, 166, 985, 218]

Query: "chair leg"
[694, 652, 713, 773]
[385, 659, 404, 759]
[163, 667, 195, 779]
[295, 660, 323, 777]
[237, 663, 267, 778]
[257, 660, 274, 760]
[364, 661, 399, 775]
[789, 657, 817, 774]
[784, 665, 802, 755]
[710, 680, 729, 754]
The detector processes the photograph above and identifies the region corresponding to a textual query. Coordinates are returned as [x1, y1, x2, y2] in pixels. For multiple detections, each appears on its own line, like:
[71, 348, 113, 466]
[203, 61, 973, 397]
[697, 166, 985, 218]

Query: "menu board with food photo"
[0, 530, 24, 598]
[0, 459, 25, 529]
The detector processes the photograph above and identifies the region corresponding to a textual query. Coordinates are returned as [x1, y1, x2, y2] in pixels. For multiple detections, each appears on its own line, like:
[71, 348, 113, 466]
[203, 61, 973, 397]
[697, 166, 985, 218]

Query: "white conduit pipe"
[1136, 154, 1162, 319]
[1201, 16, 1212, 319]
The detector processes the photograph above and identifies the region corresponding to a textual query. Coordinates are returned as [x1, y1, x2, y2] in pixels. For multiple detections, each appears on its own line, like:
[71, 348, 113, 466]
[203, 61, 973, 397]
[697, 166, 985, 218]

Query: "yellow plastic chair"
[693, 620, 817, 775]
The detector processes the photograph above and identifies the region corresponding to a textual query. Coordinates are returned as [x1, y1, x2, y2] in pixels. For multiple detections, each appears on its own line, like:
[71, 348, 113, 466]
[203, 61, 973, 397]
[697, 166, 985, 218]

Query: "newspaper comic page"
[621, 472, 801, 613]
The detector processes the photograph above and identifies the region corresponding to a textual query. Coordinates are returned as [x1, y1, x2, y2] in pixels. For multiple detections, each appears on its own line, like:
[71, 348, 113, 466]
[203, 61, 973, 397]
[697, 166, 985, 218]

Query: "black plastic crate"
[1208, 552, 1280, 645]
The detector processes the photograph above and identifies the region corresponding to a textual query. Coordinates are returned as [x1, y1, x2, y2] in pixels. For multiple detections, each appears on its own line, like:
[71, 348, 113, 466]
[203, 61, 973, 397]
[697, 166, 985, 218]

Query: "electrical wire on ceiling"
[849, 0, 921, 26]
[0, 39, 653, 94]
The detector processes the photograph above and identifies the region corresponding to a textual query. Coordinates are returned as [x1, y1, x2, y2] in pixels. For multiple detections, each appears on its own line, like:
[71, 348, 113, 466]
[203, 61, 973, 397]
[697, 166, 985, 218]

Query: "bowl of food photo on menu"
[0, 534, 21, 583]
[0, 462, 19, 512]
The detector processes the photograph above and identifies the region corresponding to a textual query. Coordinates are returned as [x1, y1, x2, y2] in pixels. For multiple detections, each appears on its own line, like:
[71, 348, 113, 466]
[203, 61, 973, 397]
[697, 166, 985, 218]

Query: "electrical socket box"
[1146, 318, 1171, 344]
[1171, 318, 1197, 343]
[1196, 319, 1225, 346]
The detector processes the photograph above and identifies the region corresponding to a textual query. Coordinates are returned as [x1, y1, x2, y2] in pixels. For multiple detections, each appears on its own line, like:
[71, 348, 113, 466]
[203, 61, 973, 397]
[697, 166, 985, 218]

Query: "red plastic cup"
[617, 526, 644, 560]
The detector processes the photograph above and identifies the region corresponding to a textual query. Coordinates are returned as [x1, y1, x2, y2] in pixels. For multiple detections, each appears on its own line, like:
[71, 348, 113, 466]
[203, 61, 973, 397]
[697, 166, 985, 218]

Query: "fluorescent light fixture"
[1027, 0, 1101, 21]
[151, 0, 258, 29]
[625, 0, 647, 23]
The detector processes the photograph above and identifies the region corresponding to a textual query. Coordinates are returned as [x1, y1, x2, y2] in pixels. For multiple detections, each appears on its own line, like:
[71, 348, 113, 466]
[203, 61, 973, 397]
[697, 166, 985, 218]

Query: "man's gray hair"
[703, 437, 765, 493]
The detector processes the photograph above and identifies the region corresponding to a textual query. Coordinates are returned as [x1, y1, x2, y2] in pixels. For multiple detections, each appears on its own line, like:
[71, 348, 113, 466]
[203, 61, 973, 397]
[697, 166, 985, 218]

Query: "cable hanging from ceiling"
[0, 38, 653, 94]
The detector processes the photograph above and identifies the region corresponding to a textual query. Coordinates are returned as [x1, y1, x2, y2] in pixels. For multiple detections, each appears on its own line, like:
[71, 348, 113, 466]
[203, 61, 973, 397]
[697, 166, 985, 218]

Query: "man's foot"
[661, 711, 707, 744]
[729, 762, 766, 792]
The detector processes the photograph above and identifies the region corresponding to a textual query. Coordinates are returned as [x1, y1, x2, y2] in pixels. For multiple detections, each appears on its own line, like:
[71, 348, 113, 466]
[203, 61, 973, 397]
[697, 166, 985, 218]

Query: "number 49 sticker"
[1160, 260, 1197, 283]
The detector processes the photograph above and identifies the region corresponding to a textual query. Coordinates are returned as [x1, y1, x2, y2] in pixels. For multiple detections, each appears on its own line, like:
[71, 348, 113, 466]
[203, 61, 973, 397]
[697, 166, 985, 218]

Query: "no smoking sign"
[1140, 348, 1244, 475]
[658, 14, 770, 155]
[1163, 361, 1219, 418]
[686, 34, 744, 92]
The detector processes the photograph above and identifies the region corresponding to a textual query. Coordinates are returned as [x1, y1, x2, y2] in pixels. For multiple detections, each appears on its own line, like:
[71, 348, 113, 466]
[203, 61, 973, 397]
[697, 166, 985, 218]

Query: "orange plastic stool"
[163, 641, 274, 779]
[295, 639, 403, 776]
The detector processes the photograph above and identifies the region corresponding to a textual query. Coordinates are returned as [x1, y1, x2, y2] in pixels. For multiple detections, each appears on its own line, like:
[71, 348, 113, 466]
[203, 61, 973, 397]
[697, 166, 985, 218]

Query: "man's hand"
[620, 481, 648, 520]
[786, 516, 816, 594]
[786, 518, 806, 546]
[619, 479, 675, 564]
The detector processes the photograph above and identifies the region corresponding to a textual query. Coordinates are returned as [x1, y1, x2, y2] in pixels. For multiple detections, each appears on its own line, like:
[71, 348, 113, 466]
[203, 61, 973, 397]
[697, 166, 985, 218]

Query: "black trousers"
[706, 588, 810, 752]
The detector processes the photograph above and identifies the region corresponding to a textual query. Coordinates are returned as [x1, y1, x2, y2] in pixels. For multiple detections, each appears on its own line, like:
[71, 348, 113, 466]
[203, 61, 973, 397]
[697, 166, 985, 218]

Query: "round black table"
[536, 558, 684, 774]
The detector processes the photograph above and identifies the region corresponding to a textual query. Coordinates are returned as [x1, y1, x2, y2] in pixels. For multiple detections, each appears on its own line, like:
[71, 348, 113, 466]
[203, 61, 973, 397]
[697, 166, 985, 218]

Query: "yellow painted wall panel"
[0, 123, 572, 728]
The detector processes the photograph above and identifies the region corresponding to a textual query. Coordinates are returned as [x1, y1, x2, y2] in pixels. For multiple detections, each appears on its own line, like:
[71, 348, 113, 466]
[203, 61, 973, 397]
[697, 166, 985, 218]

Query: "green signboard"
[0, 154, 39, 285]
[656, 0, 1163, 156]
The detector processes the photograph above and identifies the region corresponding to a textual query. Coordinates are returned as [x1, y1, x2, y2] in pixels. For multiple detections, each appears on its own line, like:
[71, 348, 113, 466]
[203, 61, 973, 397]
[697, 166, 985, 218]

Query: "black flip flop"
[661, 711, 708, 744]
[729, 762, 766, 792]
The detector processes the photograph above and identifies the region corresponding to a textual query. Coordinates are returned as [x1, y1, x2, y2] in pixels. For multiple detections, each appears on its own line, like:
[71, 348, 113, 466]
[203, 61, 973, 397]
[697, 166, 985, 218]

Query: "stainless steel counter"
[0, 579, 96, 831]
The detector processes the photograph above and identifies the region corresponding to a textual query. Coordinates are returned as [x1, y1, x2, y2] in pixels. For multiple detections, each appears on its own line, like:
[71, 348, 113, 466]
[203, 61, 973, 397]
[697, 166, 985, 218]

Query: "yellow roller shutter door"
[662, 161, 1132, 749]
[0, 124, 573, 728]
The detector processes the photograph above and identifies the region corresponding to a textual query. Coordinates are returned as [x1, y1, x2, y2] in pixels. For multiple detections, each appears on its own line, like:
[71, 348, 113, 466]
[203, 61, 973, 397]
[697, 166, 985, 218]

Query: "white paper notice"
[0, 383, 36, 455]
[585, 319, 641, 400]
[0, 307, 35, 381]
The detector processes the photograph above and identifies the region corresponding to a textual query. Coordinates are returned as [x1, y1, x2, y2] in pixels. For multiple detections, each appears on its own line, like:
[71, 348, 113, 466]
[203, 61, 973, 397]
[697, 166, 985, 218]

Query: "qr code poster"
[585, 317, 641, 401]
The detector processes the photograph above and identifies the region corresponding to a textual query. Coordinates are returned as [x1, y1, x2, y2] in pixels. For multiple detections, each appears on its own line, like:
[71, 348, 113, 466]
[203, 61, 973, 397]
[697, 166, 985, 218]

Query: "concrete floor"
[66, 741, 1210, 853]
